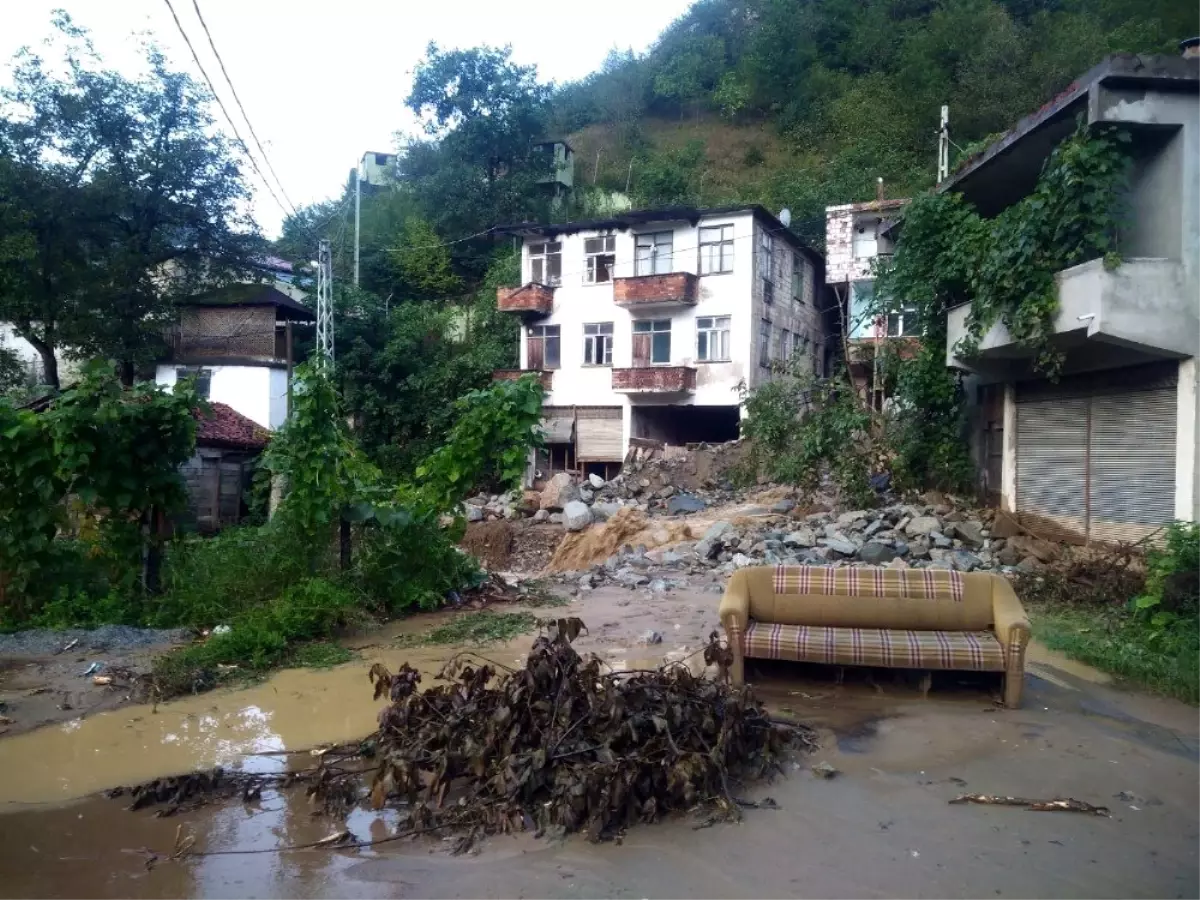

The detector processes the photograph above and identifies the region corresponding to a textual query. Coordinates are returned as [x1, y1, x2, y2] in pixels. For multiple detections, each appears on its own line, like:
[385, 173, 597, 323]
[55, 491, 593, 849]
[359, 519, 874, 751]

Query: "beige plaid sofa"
[718, 565, 1031, 707]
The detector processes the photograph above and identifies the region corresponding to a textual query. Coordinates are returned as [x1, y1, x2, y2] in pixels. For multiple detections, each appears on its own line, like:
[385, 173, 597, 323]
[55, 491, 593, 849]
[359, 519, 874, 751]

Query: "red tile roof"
[194, 402, 270, 450]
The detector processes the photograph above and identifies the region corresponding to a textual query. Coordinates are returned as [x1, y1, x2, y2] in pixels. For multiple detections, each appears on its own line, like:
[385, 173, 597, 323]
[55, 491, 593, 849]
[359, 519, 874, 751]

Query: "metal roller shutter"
[1089, 388, 1176, 544]
[1015, 362, 1178, 545]
[1016, 398, 1089, 542]
[539, 406, 575, 444]
[575, 407, 623, 461]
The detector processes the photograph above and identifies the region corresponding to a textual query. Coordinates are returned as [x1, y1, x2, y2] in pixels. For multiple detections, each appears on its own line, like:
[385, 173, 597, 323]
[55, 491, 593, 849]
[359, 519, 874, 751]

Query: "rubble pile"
[545, 496, 1058, 594]
[366, 621, 814, 849]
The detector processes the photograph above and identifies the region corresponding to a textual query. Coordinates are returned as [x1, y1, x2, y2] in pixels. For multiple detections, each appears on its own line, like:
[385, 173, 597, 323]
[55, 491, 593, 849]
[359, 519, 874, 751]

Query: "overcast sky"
[2, 0, 693, 238]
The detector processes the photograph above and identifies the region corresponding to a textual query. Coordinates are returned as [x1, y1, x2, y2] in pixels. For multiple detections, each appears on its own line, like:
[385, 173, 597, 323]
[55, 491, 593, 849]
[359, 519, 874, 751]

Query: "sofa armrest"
[718, 570, 750, 685]
[992, 575, 1031, 651]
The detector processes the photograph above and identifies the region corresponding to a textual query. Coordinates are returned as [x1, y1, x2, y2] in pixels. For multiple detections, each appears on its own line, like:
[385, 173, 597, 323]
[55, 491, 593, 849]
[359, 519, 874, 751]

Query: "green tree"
[0, 15, 260, 387]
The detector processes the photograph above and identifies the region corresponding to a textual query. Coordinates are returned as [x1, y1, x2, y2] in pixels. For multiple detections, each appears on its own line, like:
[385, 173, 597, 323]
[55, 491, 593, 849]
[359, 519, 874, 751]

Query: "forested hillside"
[551, 0, 1195, 244]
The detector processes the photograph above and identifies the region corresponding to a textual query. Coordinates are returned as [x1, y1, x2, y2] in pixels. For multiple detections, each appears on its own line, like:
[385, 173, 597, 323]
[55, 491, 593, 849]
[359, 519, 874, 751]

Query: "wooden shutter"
[632, 333, 651, 368]
[1016, 397, 1089, 542]
[575, 407, 623, 461]
[526, 332, 544, 370]
[1088, 387, 1176, 544]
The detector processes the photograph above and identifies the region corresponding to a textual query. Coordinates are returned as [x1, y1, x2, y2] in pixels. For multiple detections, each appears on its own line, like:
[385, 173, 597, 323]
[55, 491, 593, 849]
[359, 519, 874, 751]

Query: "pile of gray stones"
[545, 496, 1060, 596]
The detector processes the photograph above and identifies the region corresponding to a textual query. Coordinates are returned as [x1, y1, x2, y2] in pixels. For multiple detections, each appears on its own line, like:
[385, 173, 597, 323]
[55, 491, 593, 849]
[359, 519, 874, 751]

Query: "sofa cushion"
[743, 621, 1006, 671]
[774, 565, 963, 601]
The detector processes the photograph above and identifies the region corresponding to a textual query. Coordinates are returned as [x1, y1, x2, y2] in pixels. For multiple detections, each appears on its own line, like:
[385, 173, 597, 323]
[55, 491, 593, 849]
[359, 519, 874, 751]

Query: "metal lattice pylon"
[315, 238, 334, 366]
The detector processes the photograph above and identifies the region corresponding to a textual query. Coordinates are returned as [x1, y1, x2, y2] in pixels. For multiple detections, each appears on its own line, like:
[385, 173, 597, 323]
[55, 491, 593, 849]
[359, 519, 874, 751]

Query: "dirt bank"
[0, 624, 1195, 899]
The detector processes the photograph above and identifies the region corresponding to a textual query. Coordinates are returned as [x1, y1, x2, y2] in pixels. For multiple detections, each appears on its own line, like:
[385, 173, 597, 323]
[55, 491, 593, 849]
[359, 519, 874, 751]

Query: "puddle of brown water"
[0, 586, 720, 807]
[1024, 639, 1112, 685]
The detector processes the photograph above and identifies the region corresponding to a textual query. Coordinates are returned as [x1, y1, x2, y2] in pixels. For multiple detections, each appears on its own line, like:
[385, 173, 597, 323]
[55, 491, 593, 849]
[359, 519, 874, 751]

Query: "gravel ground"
[0, 625, 193, 658]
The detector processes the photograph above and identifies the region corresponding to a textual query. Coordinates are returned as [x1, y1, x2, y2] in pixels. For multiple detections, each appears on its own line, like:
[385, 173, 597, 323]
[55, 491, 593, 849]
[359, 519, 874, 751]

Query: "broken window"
[584, 235, 616, 284]
[583, 322, 613, 366]
[633, 319, 671, 366]
[696, 315, 731, 362]
[792, 331, 805, 359]
[852, 221, 878, 259]
[176, 366, 212, 399]
[791, 252, 805, 303]
[887, 305, 921, 337]
[635, 231, 673, 276]
[758, 230, 774, 304]
[780, 328, 791, 362]
[759, 319, 771, 368]
[529, 241, 562, 286]
[699, 224, 734, 274]
[527, 324, 560, 369]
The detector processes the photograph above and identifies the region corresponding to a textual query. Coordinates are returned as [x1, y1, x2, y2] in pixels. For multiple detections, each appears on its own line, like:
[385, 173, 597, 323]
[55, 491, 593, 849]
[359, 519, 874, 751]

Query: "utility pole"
[353, 156, 361, 287]
[937, 105, 950, 185]
[316, 238, 334, 367]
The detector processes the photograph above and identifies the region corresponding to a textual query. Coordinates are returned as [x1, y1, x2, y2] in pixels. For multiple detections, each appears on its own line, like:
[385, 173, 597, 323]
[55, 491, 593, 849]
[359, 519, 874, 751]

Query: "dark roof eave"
[939, 53, 1199, 197]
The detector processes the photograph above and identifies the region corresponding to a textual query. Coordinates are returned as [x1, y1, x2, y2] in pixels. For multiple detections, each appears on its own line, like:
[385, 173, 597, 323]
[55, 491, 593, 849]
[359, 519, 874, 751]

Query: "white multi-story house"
[495, 205, 830, 477]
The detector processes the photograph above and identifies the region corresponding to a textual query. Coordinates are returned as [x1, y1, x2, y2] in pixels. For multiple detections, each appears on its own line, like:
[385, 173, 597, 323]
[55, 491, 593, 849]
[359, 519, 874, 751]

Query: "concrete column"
[1001, 383, 1017, 513]
[1175, 357, 1198, 521]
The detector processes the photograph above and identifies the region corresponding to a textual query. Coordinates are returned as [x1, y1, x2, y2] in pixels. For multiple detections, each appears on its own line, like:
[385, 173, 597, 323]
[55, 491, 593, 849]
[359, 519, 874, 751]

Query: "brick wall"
[612, 366, 696, 392]
[497, 284, 553, 314]
[613, 272, 697, 306]
[178, 306, 276, 358]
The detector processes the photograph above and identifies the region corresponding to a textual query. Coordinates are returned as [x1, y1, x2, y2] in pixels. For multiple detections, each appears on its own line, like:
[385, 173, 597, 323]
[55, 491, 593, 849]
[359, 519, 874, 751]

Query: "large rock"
[563, 501, 593, 532]
[859, 542, 897, 565]
[905, 515, 942, 536]
[836, 509, 871, 528]
[588, 473, 606, 489]
[772, 498, 797, 514]
[949, 520, 986, 548]
[464, 505, 485, 523]
[590, 502, 621, 522]
[1007, 534, 1058, 563]
[540, 473, 581, 511]
[948, 550, 982, 572]
[990, 511, 1023, 539]
[667, 493, 707, 515]
[703, 521, 735, 541]
[783, 528, 817, 548]
[822, 537, 858, 557]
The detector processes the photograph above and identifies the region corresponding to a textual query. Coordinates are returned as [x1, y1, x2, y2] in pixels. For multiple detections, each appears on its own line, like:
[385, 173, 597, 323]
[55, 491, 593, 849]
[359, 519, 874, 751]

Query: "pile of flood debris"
[365, 619, 815, 848]
[118, 622, 816, 853]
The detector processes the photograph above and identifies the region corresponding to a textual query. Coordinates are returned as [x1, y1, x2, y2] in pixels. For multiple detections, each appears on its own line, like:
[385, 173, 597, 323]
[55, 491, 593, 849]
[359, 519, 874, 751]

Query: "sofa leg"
[1003, 672, 1024, 708]
[730, 654, 744, 687]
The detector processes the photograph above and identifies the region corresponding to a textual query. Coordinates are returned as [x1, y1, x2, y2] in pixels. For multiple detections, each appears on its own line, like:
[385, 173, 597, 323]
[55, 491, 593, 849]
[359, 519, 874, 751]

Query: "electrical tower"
[316, 238, 334, 366]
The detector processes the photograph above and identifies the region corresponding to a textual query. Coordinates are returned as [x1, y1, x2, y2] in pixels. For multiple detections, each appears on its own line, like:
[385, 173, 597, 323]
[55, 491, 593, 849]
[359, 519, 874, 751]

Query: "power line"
[160, 0, 293, 221]
[188, 0, 298, 217]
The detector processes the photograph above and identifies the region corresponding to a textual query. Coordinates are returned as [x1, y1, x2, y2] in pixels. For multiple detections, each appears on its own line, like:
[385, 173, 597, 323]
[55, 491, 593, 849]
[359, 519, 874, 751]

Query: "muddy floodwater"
[0, 584, 1197, 899]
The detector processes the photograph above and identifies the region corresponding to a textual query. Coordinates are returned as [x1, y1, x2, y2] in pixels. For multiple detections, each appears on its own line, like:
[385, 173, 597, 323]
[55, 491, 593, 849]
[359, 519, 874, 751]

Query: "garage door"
[1016, 362, 1177, 544]
[575, 407, 623, 461]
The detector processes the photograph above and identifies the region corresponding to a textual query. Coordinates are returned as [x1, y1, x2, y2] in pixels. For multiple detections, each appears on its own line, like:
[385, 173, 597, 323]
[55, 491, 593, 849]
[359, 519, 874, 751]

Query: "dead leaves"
[368, 620, 816, 851]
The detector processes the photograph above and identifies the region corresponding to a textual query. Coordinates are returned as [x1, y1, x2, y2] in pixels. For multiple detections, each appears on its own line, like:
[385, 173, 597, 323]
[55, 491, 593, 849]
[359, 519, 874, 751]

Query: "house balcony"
[496, 283, 554, 316]
[612, 366, 697, 394]
[613, 272, 698, 311]
[946, 258, 1196, 374]
[493, 369, 553, 390]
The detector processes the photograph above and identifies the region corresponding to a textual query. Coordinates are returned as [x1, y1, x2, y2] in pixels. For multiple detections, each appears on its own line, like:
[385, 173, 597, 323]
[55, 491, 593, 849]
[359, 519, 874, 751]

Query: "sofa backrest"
[740, 566, 995, 632]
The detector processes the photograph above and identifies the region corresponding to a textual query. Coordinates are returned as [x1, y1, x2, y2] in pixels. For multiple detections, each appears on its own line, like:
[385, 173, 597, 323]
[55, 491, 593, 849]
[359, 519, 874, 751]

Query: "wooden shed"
[181, 402, 270, 532]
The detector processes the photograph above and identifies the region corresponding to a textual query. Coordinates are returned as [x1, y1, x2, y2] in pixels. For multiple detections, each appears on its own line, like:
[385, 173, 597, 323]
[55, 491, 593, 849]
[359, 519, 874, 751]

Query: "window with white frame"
[583, 322, 613, 366]
[758, 230, 774, 304]
[791, 252, 805, 303]
[528, 241, 562, 286]
[633, 319, 671, 364]
[584, 235, 616, 284]
[635, 231, 673, 276]
[886, 305, 921, 337]
[758, 319, 771, 368]
[696, 316, 730, 362]
[699, 224, 734, 274]
[852, 221, 878, 259]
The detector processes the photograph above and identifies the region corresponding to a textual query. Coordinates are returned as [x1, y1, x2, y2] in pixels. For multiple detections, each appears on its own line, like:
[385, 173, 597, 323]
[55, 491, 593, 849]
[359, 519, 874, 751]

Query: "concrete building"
[943, 52, 1199, 541]
[495, 205, 831, 478]
[825, 197, 912, 407]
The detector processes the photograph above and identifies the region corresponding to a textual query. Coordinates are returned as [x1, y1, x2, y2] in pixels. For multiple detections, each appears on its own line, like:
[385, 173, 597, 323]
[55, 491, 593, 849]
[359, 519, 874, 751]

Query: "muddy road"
[0, 582, 1196, 899]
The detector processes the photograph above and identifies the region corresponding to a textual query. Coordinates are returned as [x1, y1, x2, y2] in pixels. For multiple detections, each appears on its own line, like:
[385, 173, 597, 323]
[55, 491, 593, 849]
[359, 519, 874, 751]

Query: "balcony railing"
[613, 272, 698, 310]
[493, 369, 553, 390]
[497, 283, 554, 316]
[612, 366, 697, 393]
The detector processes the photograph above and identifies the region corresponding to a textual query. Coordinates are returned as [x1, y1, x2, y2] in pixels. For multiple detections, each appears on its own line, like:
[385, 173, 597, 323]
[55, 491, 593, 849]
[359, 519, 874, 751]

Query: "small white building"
[495, 205, 831, 477]
[154, 283, 315, 430]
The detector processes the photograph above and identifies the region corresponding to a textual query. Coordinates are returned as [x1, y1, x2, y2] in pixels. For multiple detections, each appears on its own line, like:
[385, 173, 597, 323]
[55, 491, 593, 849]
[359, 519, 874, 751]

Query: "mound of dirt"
[547, 507, 699, 573]
[459, 521, 515, 570]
